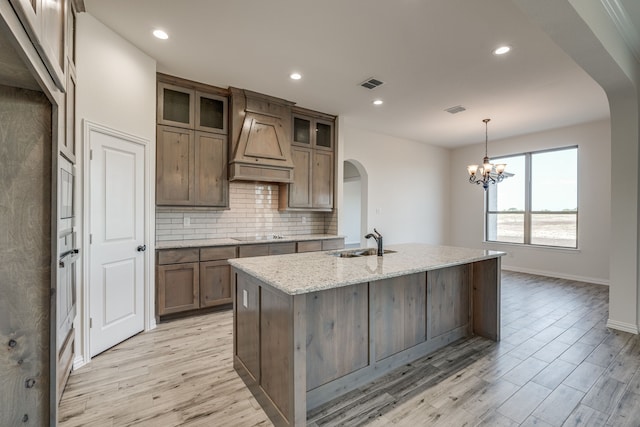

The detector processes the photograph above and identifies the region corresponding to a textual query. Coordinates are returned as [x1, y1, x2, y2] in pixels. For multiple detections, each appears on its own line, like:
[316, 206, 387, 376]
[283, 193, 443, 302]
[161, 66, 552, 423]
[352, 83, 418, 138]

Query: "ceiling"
[83, 0, 616, 148]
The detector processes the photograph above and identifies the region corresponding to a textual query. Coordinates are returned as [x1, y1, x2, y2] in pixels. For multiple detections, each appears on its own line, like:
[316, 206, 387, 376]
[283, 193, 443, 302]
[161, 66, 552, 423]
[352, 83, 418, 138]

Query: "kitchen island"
[228, 243, 505, 427]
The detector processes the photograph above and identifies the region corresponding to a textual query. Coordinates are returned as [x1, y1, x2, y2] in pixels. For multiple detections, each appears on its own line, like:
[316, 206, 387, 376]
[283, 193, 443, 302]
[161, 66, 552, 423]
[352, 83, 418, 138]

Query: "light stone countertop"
[228, 243, 506, 295]
[155, 234, 344, 250]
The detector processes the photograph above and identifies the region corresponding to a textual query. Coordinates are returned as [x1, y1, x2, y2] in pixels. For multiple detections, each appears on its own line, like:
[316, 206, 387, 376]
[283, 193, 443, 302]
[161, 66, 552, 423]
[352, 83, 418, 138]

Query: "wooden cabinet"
[156, 127, 228, 207]
[312, 150, 334, 209]
[281, 108, 335, 211]
[156, 75, 229, 208]
[158, 81, 228, 134]
[200, 260, 232, 308]
[157, 248, 201, 316]
[156, 238, 343, 318]
[292, 112, 334, 151]
[156, 125, 194, 205]
[321, 238, 344, 251]
[157, 246, 237, 316]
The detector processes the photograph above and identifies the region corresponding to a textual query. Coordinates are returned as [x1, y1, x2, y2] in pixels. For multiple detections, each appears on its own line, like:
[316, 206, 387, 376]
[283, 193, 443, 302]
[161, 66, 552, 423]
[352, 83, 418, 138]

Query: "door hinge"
[90, 149, 93, 160]
[90, 234, 92, 244]
[90, 318, 93, 328]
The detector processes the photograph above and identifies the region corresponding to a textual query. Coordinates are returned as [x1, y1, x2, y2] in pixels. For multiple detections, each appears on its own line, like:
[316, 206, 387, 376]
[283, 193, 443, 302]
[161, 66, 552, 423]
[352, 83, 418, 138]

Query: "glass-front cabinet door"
[292, 115, 312, 146]
[158, 82, 195, 129]
[195, 91, 227, 134]
[315, 120, 333, 150]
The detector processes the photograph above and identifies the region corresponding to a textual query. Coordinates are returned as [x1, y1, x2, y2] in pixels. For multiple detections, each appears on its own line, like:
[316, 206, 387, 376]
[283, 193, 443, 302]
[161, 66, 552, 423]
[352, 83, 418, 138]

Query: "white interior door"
[89, 129, 145, 357]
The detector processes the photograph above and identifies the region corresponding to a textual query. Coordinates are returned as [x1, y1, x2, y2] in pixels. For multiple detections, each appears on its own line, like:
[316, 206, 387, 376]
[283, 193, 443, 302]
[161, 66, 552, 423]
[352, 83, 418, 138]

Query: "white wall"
[513, 0, 640, 333]
[450, 119, 611, 285]
[341, 123, 450, 246]
[75, 13, 157, 366]
[343, 178, 361, 245]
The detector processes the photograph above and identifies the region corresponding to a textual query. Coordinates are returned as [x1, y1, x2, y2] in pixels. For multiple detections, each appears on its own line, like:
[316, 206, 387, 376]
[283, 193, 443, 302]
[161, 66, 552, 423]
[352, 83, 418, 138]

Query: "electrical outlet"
[183, 216, 190, 227]
[376, 207, 382, 215]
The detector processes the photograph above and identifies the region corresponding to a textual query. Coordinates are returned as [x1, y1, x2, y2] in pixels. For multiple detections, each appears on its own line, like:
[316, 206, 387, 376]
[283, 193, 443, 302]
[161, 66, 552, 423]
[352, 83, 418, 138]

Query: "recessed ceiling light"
[493, 45, 511, 55]
[153, 29, 169, 40]
[373, 99, 383, 106]
[290, 72, 302, 80]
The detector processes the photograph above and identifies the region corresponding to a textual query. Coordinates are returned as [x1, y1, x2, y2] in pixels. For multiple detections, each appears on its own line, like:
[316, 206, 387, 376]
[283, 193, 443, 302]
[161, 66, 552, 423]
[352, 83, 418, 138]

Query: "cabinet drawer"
[269, 242, 296, 255]
[297, 240, 322, 253]
[158, 248, 199, 265]
[322, 239, 344, 251]
[239, 244, 269, 258]
[200, 246, 237, 261]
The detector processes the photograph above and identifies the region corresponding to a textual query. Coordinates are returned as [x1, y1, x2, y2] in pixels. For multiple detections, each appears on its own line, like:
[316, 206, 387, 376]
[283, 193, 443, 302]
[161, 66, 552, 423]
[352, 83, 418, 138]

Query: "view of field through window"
[486, 147, 577, 248]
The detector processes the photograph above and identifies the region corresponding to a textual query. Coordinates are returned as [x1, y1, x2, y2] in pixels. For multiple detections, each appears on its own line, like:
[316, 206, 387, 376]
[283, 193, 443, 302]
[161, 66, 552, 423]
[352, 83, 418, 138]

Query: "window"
[486, 146, 578, 248]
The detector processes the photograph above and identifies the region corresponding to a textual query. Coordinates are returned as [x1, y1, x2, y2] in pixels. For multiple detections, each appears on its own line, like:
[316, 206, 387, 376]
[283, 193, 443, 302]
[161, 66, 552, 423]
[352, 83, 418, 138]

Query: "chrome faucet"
[365, 228, 383, 256]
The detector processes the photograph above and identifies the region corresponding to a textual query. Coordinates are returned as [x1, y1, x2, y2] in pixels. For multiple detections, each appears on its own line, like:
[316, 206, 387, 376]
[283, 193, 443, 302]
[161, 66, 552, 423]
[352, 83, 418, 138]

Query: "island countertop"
[228, 243, 505, 295]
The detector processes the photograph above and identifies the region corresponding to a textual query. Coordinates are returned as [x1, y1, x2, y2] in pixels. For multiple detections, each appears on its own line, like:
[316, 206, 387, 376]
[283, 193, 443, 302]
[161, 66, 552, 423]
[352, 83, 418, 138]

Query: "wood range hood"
[228, 87, 296, 183]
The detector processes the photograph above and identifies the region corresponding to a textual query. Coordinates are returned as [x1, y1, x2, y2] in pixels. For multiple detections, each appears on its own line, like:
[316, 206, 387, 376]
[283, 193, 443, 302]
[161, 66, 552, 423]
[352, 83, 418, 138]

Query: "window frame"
[485, 145, 579, 249]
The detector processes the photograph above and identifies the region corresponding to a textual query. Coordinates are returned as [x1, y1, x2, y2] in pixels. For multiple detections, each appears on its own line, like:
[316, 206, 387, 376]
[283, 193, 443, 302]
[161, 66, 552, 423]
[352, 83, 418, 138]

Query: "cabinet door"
[156, 125, 195, 205]
[61, 63, 76, 162]
[292, 114, 312, 146]
[289, 146, 312, 208]
[157, 82, 195, 129]
[312, 150, 333, 209]
[195, 91, 227, 134]
[194, 131, 228, 207]
[269, 242, 296, 255]
[200, 260, 232, 308]
[314, 119, 333, 150]
[157, 262, 199, 315]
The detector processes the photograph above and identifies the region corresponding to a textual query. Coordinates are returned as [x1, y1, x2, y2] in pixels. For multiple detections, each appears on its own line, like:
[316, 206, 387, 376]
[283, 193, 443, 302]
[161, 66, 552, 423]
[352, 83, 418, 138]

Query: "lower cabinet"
[156, 246, 235, 316]
[156, 238, 344, 317]
[200, 260, 232, 307]
[157, 262, 200, 315]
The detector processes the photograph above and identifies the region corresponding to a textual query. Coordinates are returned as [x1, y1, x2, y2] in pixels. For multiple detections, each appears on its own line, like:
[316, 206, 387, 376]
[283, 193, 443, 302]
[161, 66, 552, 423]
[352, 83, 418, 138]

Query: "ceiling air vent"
[360, 77, 384, 90]
[444, 105, 466, 114]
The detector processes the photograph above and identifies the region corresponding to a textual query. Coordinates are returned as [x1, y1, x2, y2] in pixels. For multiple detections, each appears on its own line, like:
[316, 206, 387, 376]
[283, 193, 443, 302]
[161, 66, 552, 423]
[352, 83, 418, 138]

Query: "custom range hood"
[229, 87, 295, 183]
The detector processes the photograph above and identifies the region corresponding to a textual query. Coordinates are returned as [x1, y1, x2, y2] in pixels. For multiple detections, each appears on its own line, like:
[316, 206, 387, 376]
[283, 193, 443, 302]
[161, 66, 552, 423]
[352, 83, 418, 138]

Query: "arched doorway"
[343, 159, 368, 248]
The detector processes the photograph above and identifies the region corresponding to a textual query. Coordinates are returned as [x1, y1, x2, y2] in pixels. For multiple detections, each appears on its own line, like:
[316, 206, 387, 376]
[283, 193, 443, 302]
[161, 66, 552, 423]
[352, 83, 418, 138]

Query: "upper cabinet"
[10, 0, 67, 90]
[292, 113, 334, 151]
[158, 80, 228, 135]
[281, 107, 336, 211]
[156, 74, 229, 208]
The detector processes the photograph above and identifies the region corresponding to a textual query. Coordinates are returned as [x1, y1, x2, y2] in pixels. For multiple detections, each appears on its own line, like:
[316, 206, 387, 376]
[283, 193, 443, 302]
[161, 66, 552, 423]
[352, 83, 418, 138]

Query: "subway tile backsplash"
[156, 182, 330, 241]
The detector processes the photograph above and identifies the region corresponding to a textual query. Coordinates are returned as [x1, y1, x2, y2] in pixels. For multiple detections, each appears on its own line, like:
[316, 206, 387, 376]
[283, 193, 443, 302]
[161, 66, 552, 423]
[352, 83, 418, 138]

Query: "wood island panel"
[260, 287, 293, 418]
[428, 264, 471, 339]
[472, 258, 501, 341]
[306, 283, 369, 390]
[373, 273, 426, 361]
[235, 273, 261, 380]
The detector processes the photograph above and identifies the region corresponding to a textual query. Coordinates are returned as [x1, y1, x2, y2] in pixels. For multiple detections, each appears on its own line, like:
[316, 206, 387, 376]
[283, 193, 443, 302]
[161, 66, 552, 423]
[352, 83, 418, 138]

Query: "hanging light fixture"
[467, 118, 507, 190]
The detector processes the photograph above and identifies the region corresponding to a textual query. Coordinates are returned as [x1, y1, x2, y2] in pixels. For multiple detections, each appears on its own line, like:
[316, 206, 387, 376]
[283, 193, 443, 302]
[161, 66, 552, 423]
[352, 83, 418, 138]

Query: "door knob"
[137, 245, 147, 252]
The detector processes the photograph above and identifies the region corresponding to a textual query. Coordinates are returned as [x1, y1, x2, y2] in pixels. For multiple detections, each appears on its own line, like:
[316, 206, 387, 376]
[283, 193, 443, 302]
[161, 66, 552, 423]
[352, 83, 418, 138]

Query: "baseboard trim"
[606, 319, 639, 334]
[501, 265, 609, 286]
[72, 354, 86, 371]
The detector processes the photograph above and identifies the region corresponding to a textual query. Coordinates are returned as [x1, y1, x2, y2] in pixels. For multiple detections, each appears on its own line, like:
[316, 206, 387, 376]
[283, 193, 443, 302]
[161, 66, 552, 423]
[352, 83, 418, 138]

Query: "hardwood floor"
[59, 272, 640, 426]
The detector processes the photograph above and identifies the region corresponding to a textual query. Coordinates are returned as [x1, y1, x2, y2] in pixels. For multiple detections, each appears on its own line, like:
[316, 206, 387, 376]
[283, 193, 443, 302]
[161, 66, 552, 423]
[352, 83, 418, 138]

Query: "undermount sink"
[330, 248, 397, 258]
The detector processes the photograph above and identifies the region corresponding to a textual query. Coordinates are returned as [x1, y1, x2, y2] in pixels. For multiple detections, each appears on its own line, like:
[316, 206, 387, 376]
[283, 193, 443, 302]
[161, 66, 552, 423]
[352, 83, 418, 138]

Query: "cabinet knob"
[137, 245, 147, 252]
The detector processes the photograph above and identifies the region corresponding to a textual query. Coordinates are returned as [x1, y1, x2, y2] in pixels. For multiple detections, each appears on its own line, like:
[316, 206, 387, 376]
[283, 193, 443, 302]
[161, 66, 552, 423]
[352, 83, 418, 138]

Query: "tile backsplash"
[156, 182, 330, 241]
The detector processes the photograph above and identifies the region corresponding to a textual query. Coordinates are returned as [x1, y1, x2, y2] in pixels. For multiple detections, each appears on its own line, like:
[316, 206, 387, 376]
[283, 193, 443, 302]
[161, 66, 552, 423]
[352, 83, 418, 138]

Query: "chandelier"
[467, 118, 506, 190]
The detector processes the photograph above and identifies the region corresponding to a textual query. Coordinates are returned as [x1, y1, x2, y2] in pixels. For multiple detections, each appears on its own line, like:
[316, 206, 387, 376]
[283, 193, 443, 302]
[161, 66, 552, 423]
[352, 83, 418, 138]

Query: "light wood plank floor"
[59, 272, 640, 426]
